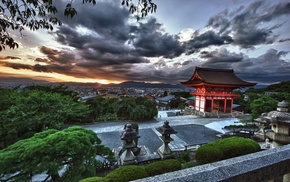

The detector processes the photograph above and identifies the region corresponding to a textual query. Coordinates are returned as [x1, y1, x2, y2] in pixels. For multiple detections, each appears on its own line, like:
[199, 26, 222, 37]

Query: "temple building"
[181, 67, 256, 116]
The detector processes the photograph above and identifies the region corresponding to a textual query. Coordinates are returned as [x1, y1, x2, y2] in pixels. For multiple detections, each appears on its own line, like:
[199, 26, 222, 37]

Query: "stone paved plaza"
[82, 111, 245, 154]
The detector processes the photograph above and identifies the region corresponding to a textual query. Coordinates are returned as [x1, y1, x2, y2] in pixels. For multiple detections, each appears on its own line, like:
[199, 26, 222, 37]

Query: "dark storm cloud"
[130, 18, 185, 58]
[35, 46, 75, 64]
[57, 0, 130, 42]
[206, 1, 290, 48]
[54, 0, 185, 60]
[185, 31, 233, 54]
[47, 1, 186, 82]
[200, 48, 244, 68]
[52, 1, 149, 69]
[197, 48, 290, 83]
[133, 65, 197, 84]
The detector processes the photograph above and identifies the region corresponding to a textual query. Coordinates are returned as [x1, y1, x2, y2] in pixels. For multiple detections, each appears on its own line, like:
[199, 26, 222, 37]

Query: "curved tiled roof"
[181, 67, 256, 87]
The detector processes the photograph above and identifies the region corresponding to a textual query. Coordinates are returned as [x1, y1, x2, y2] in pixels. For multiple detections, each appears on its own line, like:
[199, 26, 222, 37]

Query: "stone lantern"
[120, 123, 140, 165]
[268, 100, 290, 147]
[156, 121, 177, 159]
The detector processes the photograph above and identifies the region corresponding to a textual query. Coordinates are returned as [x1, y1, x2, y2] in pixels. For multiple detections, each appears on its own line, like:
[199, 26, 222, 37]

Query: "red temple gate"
[181, 67, 256, 114]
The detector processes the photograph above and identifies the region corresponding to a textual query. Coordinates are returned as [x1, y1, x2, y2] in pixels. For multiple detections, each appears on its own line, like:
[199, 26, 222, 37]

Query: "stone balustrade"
[134, 144, 290, 182]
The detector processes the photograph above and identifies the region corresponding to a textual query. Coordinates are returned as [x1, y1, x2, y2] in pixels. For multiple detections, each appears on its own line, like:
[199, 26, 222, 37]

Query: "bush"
[144, 159, 181, 176]
[176, 150, 191, 162]
[105, 165, 148, 182]
[80, 176, 109, 182]
[195, 144, 223, 164]
[195, 137, 261, 164]
[181, 161, 199, 169]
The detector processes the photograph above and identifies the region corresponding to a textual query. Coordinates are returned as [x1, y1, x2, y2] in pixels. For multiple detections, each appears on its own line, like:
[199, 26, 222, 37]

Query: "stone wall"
[133, 144, 290, 182]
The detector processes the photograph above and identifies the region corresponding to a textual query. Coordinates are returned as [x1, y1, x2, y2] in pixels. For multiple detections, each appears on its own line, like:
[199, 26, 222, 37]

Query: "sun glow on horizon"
[0, 66, 122, 84]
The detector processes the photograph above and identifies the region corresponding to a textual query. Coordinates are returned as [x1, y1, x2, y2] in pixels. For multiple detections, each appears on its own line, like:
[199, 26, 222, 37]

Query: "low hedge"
[105, 165, 148, 182]
[144, 159, 181, 176]
[195, 137, 261, 164]
[80, 176, 109, 182]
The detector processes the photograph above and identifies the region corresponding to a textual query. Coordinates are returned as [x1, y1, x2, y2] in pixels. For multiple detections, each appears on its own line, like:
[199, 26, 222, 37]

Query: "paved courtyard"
[82, 111, 245, 154]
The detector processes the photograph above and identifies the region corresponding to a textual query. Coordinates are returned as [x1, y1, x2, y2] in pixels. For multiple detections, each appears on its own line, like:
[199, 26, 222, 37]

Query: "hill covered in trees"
[234, 80, 290, 120]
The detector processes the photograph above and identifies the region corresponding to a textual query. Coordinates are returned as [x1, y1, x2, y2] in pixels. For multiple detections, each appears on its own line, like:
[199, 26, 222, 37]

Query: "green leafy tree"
[23, 84, 80, 101]
[0, 87, 19, 111]
[244, 92, 260, 113]
[86, 96, 157, 121]
[250, 94, 279, 119]
[0, 126, 114, 181]
[0, 89, 90, 148]
[86, 97, 106, 121]
[0, 0, 156, 51]
[261, 81, 290, 93]
[102, 98, 119, 115]
[117, 97, 137, 119]
[126, 97, 157, 120]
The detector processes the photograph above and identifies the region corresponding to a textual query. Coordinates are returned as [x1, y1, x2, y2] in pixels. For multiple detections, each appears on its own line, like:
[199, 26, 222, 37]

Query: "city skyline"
[0, 0, 290, 85]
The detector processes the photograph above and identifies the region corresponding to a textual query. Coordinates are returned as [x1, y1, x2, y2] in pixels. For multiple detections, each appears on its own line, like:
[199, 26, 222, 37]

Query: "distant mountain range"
[102, 81, 185, 89]
[0, 77, 186, 89]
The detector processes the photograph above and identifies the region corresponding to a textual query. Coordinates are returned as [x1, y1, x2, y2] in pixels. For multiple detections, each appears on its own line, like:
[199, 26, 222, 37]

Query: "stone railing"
[134, 144, 290, 182]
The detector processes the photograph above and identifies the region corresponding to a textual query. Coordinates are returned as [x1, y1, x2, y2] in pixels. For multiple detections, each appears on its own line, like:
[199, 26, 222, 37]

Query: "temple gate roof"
[181, 67, 256, 88]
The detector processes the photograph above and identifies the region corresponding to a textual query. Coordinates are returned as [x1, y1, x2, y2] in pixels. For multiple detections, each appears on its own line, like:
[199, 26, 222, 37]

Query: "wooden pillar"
[204, 97, 206, 112]
[199, 97, 201, 111]
[230, 98, 233, 112]
[211, 99, 214, 112]
[224, 98, 227, 113]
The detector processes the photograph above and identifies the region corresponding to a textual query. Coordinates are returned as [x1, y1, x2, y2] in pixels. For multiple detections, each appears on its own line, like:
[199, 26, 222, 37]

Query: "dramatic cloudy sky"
[1, 0, 290, 85]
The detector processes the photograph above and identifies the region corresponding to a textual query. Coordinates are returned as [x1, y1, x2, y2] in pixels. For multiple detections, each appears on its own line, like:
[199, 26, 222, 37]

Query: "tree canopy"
[86, 96, 158, 121]
[0, 0, 157, 51]
[233, 81, 290, 120]
[0, 87, 91, 148]
[0, 126, 114, 181]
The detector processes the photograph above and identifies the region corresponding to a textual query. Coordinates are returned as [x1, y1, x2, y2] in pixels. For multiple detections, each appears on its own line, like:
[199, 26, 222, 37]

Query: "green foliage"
[23, 84, 80, 100]
[253, 81, 290, 93]
[0, 126, 114, 181]
[86, 96, 157, 121]
[233, 81, 290, 116]
[144, 159, 181, 176]
[0, 88, 90, 148]
[106, 165, 148, 182]
[181, 161, 199, 169]
[80, 176, 109, 182]
[175, 150, 191, 163]
[250, 94, 279, 119]
[195, 137, 261, 165]
[195, 144, 223, 165]
[0, 87, 19, 111]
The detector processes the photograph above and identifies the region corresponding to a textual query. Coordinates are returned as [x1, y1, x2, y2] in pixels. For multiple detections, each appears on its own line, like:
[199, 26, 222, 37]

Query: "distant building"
[155, 95, 175, 110]
[181, 67, 256, 116]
